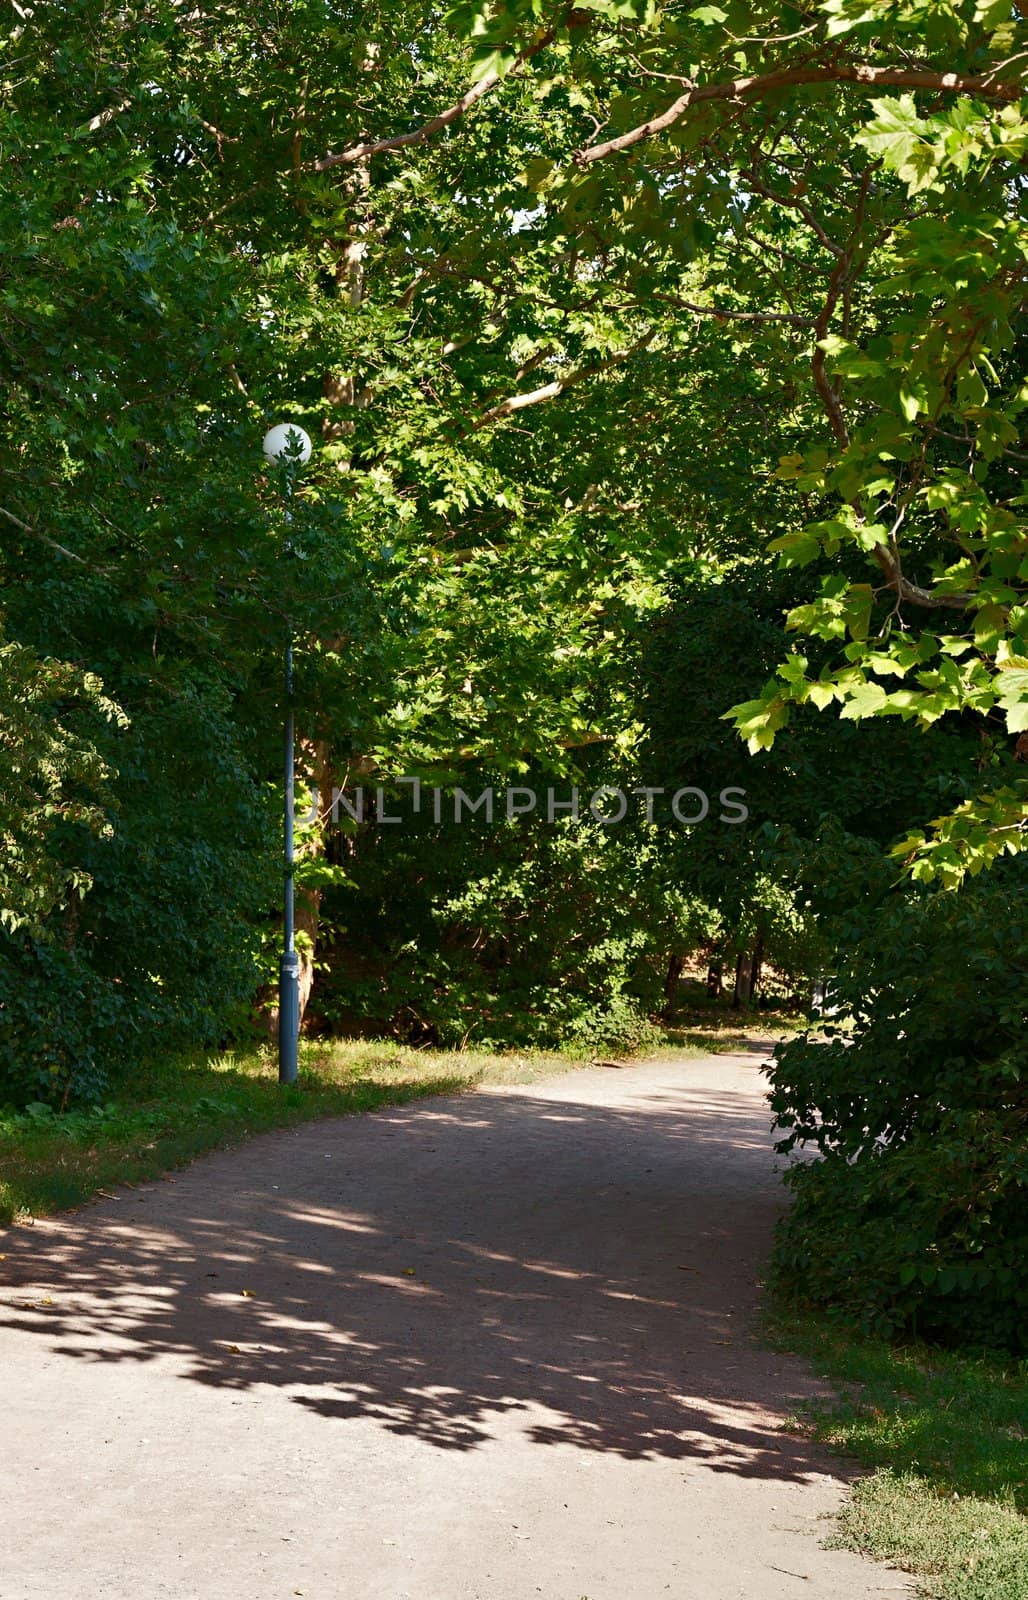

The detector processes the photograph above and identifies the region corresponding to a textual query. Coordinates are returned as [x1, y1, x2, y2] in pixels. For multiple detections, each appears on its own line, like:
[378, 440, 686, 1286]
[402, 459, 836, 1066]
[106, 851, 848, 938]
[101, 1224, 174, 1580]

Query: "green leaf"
[767, 529, 822, 567]
[839, 680, 889, 719]
[898, 380, 926, 421]
[855, 95, 939, 193]
[974, 0, 1012, 26]
[807, 681, 839, 710]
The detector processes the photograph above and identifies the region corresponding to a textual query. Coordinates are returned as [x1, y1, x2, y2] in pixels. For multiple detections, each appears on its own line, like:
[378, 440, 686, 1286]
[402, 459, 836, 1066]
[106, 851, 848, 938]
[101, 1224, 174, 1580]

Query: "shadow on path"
[0, 1059, 828, 1487]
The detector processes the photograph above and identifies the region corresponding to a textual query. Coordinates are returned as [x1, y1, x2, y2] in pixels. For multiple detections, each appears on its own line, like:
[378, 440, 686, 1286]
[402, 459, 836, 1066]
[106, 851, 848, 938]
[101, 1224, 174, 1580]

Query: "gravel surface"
[0, 1049, 909, 1600]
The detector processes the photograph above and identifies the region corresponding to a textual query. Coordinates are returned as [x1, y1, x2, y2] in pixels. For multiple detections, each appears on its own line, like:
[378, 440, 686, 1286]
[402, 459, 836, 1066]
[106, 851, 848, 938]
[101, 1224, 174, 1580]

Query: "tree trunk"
[662, 953, 684, 1018]
[750, 934, 765, 1004]
[733, 952, 754, 1009]
[706, 960, 723, 999]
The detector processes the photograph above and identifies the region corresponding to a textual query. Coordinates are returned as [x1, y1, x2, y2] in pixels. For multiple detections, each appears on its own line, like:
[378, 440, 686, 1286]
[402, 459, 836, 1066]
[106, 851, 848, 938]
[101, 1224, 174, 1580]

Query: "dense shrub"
[0, 684, 274, 1108]
[770, 876, 1028, 1351]
[312, 803, 698, 1050]
[0, 938, 122, 1107]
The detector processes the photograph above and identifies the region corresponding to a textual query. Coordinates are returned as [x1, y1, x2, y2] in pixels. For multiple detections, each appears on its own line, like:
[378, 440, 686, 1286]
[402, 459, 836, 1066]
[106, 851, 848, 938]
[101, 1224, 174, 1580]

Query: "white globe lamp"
[262, 422, 312, 466]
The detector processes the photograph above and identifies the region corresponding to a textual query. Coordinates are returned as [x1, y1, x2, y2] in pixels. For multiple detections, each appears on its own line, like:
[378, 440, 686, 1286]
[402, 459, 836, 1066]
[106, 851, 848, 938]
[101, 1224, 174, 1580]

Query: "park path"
[0, 1050, 907, 1600]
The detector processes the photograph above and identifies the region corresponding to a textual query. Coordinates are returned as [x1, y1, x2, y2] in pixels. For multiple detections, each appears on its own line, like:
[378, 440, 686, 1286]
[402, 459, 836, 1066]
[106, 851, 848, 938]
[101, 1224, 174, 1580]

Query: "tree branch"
[470, 331, 656, 430]
[799, 171, 977, 611]
[81, 97, 131, 136]
[316, 23, 560, 172]
[0, 505, 97, 568]
[871, 544, 974, 610]
[575, 62, 1021, 165]
[655, 292, 814, 324]
[741, 167, 845, 256]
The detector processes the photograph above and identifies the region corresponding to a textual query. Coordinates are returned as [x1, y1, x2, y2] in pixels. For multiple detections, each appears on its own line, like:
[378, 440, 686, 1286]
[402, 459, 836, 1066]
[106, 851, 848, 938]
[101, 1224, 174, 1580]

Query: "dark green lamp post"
[262, 423, 312, 1085]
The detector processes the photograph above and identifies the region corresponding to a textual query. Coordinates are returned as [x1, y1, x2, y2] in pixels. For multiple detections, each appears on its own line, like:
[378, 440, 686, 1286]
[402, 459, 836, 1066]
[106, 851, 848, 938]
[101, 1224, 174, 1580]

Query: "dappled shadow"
[0, 1054, 834, 1486]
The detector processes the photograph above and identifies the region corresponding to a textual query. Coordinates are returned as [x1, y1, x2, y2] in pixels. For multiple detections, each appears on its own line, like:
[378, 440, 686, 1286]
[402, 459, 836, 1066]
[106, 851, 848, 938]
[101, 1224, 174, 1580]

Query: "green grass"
[661, 1019, 803, 1053]
[767, 1307, 1028, 1599]
[0, 1038, 591, 1227]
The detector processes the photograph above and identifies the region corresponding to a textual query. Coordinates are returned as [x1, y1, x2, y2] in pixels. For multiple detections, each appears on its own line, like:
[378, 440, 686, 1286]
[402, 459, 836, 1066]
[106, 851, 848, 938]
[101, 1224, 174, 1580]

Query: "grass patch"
[835, 1472, 1028, 1600]
[0, 1038, 586, 1227]
[659, 1017, 804, 1053]
[767, 1307, 1028, 1599]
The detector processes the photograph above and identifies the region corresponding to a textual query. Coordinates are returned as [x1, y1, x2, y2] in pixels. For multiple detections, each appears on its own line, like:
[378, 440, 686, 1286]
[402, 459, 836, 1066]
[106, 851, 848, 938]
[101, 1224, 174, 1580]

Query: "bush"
[0, 685, 275, 1107]
[312, 805, 689, 1051]
[0, 937, 121, 1107]
[770, 875, 1028, 1352]
[775, 1118, 1028, 1351]
[559, 992, 663, 1055]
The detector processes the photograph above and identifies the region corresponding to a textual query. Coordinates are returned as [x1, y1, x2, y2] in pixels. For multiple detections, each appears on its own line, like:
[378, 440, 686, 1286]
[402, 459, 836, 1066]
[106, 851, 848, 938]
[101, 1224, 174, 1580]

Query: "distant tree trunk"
[751, 934, 765, 1003]
[706, 960, 723, 999]
[295, 882, 321, 1026]
[733, 951, 754, 1009]
[662, 953, 684, 1018]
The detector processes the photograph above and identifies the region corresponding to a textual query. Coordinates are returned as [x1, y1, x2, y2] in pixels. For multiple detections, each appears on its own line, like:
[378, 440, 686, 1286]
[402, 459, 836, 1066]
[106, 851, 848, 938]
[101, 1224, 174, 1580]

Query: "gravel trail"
[0, 1049, 908, 1600]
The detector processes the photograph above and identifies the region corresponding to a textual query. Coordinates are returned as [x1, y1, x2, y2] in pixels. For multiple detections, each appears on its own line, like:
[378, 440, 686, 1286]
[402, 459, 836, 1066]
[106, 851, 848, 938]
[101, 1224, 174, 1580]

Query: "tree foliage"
[0, 0, 1025, 1359]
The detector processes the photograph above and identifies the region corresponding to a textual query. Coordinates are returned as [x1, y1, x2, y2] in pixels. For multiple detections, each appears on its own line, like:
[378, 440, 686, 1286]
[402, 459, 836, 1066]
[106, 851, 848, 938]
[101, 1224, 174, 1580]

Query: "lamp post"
[262, 423, 313, 1085]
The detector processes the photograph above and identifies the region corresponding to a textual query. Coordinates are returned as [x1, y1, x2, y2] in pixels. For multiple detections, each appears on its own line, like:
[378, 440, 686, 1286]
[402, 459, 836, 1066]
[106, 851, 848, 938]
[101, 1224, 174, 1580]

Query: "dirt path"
[0, 1050, 906, 1600]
